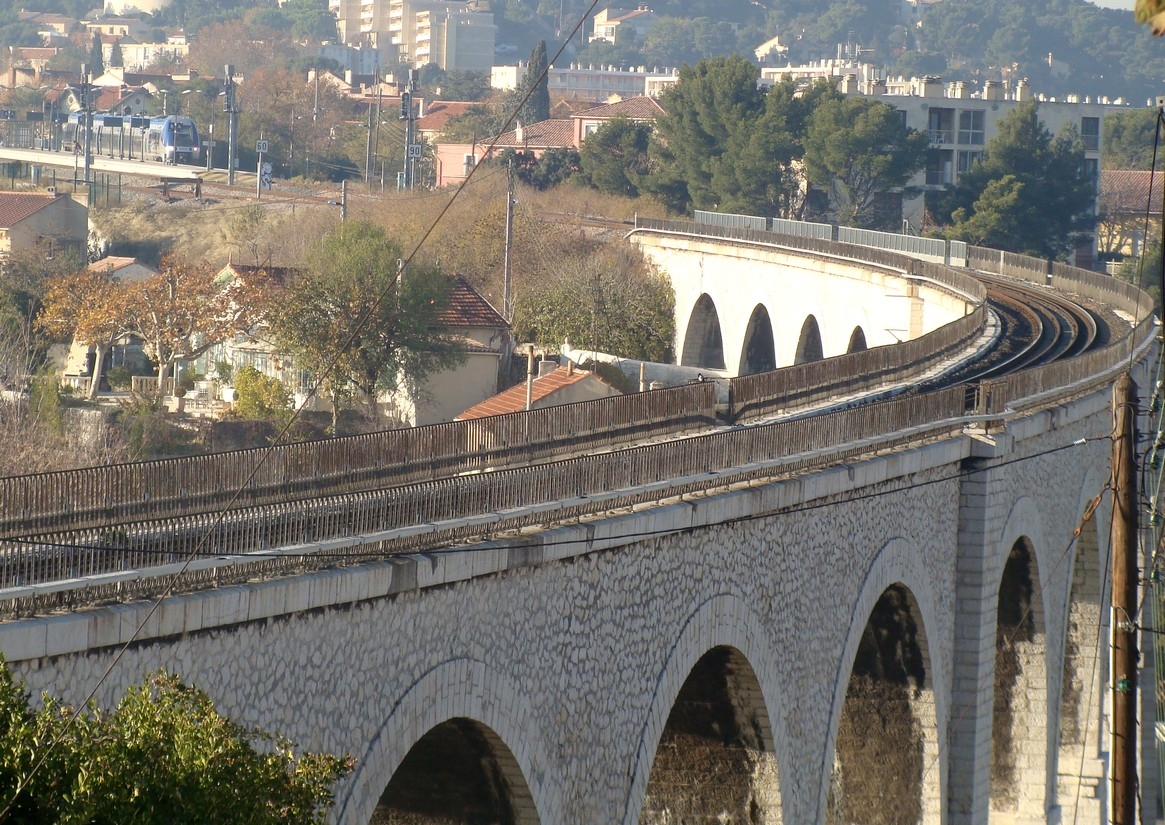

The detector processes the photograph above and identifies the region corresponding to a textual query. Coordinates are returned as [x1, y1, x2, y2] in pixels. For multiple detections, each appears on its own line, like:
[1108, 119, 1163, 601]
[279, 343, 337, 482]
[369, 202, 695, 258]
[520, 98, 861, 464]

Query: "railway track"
[0, 234, 1134, 612]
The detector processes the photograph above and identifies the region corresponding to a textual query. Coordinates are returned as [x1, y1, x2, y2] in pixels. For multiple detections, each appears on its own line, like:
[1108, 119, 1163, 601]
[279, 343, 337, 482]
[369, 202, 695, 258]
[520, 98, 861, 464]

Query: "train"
[60, 113, 202, 165]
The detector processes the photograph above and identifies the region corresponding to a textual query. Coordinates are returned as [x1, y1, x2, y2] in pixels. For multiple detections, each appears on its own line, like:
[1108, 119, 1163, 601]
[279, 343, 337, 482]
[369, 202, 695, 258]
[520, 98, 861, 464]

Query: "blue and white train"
[61, 113, 202, 165]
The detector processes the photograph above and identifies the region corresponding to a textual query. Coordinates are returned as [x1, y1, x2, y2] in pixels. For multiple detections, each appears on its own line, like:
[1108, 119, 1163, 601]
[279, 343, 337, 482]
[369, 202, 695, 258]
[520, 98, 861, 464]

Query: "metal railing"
[1, 220, 1157, 609]
[0, 382, 718, 536]
[0, 387, 971, 608]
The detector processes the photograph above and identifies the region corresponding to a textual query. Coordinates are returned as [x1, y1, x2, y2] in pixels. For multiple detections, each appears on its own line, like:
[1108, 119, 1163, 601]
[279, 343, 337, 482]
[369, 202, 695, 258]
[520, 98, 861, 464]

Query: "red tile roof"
[490, 118, 577, 150]
[0, 193, 62, 229]
[1101, 170, 1164, 215]
[575, 95, 665, 120]
[417, 101, 476, 134]
[456, 365, 602, 419]
[87, 256, 151, 277]
[440, 276, 508, 328]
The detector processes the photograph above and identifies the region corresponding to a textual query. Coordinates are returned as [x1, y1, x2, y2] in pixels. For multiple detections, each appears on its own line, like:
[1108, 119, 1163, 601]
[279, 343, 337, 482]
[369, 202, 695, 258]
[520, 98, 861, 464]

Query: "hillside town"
[0, 0, 1164, 822]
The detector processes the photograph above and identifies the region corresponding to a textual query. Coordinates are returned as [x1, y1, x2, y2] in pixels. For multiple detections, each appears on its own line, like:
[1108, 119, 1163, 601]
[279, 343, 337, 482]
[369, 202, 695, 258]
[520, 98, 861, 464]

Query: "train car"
[60, 113, 202, 165]
[145, 115, 201, 165]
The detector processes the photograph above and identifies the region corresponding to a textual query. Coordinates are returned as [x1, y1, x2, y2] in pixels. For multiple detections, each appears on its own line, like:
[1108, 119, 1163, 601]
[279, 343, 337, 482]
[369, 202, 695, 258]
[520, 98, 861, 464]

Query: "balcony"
[927, 129, 953, 145]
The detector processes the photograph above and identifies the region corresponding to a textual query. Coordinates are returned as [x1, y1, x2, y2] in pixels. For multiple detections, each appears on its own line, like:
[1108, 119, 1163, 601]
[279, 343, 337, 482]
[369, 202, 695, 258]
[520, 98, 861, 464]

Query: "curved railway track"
[0, 238, 1137, 610]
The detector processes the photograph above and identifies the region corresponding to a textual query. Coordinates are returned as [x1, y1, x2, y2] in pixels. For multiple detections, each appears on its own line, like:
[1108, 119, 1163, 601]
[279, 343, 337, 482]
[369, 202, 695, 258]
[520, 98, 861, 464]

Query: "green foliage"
[270, 221, 464, 430]
[87, 31, 104, 76]
[0, 659, 352, 824]
[644, 62, 839, 217]
[233, 365, 292, 421]
[27, 369, 63, 434]
[579, 117, 652, 198]
[499, 148, 580, 190]
[928, 100, 1096, 259]
[522, 40, 551, 125]
[1115, 240, 1163, 307]
[1104, 107, 1162, 171]
[802, 96, 929, 229]
[513, 248, 675, 362]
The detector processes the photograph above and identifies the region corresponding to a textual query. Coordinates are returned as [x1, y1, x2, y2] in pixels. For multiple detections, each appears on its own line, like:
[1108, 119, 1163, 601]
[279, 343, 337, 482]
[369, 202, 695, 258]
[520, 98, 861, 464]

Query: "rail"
[0, 382, 717, 536]
[1, 387, 971, 609]
[0, 221, 1159, 610]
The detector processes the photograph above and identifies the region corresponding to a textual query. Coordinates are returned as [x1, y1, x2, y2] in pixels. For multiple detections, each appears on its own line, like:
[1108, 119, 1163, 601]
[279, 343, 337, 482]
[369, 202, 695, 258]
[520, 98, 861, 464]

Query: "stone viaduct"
[0, 223, 1158, 825]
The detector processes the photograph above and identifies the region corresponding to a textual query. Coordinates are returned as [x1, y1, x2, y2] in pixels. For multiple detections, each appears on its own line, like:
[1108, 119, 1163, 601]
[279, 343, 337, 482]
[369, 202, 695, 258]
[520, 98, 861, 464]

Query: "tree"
[88, 31, 104, 77]
[645, 55, 768, 213]
[522, 40, 550, 124]
[120, 257, 272, 385]
[512, 244, 675, 362]
[802, 96, 929, 229]
[579, 117, 652, 197]
[0, 659, 352, 823]
[269, 221, 464, 434]
[1104, 107, 1161, 171]
[36, 268, 124, 401]
[928, 100, 1096, 259]
[109, 39, 123, 69]
[232, 364, 292, 422]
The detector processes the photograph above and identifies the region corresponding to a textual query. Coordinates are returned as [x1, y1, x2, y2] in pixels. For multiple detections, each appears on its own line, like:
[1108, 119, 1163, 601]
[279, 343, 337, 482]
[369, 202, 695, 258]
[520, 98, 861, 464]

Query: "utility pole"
[400, 69, 419, 190]
[223, 64, 238, 186]
[503, 158, 515, 322]
[1111, 371, 1139, 825]
[340, 178, 347, 222]
[364, 95, 373, 188]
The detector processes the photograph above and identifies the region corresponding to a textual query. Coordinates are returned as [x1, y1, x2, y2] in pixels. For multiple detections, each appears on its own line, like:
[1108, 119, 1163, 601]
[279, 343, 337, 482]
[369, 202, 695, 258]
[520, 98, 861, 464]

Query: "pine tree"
[522, 40, 551, 124]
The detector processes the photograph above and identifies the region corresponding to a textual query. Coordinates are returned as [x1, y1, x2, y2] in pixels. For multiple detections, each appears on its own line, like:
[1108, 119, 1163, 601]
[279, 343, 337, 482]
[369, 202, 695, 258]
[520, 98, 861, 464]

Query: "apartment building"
[330, 0, 493, 70]
[492, 62, 678, 101]
[812, 65, 1117, 234]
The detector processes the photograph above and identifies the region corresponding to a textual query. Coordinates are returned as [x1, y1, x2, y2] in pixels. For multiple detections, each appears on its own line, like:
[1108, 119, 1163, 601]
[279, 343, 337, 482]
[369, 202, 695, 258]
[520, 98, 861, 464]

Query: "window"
[1081, 116, 1100, 151]
[926, 149, 954, 186]
[927, 108, 954, 144]
[957, 109, 984, 145]
[957, 150, 983, 173]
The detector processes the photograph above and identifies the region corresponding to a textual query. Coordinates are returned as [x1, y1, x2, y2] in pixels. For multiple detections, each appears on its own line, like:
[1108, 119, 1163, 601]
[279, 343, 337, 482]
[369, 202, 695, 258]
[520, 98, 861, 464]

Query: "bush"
[233, 365, 292, 422]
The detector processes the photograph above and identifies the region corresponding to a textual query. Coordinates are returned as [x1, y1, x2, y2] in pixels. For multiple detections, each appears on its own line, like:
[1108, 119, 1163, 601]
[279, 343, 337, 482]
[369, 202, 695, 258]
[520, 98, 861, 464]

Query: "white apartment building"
[330, 0, 493, 70]
[492, 62, 678, 101]
[810, 65, 1118, 234]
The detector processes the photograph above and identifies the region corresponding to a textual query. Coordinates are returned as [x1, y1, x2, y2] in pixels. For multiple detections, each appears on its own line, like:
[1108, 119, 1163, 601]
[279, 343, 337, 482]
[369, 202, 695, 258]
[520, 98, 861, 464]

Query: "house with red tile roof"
[1099, 170, 1163, 262]
[196, 270, 511, 426]
[456, 360, 620, 420]
[0, 192, 88, 258]
[433, 96, 664, 187]
[88, 255, 158, 282]
[388, 275, 513, 425]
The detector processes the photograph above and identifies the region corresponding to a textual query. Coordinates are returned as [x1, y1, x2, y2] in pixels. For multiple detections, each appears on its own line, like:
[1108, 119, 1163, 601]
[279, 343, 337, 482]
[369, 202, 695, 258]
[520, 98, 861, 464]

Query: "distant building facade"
[329, 0, 494, 70]
[491, 63, 678, 101]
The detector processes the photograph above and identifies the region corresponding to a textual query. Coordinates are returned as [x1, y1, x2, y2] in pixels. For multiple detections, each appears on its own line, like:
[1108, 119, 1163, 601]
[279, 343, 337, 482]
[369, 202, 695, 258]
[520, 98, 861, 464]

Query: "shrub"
[233, 365, 292, 422]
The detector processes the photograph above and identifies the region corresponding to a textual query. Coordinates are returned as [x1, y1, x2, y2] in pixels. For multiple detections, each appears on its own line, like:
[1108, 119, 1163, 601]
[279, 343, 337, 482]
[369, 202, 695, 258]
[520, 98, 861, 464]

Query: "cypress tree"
[89, 32, 104, 77]
[522, 40, 550, 124]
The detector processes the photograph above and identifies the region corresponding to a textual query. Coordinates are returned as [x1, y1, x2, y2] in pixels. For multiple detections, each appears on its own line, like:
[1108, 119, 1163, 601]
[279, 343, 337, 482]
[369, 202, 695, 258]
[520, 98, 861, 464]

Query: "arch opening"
[370, 717, 539, 825]
[794, 315, 824, 365]
[827, 584, 939, 825]
[680, 294, 726, 370]
[990, 538, 1047, 821]
[740, 304, 777, 375]
[1056, 515, 1107, 820]
[846, 326, 868, 354]
[639, 645, 781, 823]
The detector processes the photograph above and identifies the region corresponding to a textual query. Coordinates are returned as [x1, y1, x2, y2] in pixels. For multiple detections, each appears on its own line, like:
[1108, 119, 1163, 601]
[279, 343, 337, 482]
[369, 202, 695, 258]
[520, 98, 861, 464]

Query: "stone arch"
[820, 538, 946, 825]
[795, 315, 824, 364]
[739, 304, 777, 375]
[990, 527, 1049, 821]
[622, 594, 790, 825]
[680, 293, 726, 369]
[1056, 468, 1110, 821]
[846, 326, 868, 353]
[336, 658, 552, 825]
